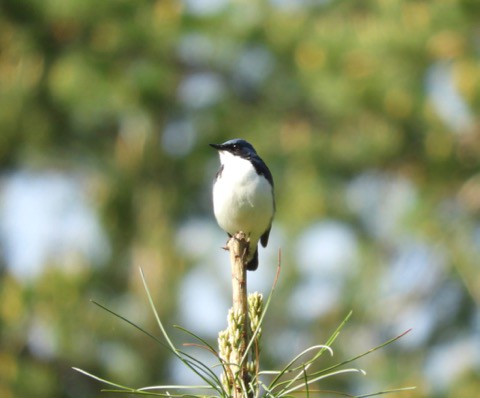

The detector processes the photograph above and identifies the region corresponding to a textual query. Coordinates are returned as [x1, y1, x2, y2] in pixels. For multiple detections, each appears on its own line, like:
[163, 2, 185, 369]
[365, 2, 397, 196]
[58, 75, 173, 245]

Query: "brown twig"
[226, 232, 250, 398]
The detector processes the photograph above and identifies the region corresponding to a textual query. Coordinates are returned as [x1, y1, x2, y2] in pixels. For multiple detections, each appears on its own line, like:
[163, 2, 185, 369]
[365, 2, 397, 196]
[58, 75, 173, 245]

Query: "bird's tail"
[247, 247, 259, 271]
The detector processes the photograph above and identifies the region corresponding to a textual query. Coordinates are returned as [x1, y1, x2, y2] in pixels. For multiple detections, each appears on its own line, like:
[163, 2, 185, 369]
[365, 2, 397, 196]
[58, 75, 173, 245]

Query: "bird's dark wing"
[251, 155, 275, 248]
[214, 164, 224, 180]
[251, 157, 274, 187]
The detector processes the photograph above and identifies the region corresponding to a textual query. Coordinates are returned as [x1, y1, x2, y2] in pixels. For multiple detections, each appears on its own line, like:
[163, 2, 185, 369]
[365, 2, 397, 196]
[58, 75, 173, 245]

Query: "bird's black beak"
[209, 143, 223, 150]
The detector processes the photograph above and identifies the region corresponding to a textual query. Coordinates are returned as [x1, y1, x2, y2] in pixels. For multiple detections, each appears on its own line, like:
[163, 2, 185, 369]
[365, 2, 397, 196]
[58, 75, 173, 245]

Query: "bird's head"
[209, 139, 257, 161]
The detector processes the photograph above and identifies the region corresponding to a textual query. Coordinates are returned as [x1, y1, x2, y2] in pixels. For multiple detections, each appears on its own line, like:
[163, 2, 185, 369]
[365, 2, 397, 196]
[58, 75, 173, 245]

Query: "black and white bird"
[210, 138, 275, 271]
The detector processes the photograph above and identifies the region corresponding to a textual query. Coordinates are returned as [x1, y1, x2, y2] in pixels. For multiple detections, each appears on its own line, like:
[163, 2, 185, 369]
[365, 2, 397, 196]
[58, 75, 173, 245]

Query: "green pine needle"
[75, 259, 414, 398]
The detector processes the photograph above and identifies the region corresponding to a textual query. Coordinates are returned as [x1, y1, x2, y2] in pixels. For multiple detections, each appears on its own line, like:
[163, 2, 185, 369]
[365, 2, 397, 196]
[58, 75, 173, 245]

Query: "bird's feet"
[225, 232, 250, 261]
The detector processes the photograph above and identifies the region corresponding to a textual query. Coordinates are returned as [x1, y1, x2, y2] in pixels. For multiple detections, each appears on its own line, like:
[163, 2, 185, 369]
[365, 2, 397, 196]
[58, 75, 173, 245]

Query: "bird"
[210, 138, 275, 271]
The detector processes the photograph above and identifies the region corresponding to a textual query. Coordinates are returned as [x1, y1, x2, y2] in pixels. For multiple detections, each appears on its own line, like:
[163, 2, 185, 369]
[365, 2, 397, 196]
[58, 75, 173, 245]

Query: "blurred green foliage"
[0, 0, 479, 397]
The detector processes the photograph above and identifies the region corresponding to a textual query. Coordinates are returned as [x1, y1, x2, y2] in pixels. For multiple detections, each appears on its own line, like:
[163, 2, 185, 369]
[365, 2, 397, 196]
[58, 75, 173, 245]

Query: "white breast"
[213, 152, 274, 244]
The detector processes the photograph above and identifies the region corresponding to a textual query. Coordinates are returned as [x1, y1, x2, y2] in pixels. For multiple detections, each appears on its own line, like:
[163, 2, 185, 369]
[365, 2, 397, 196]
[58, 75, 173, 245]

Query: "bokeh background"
[1, 0, 479, 397]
